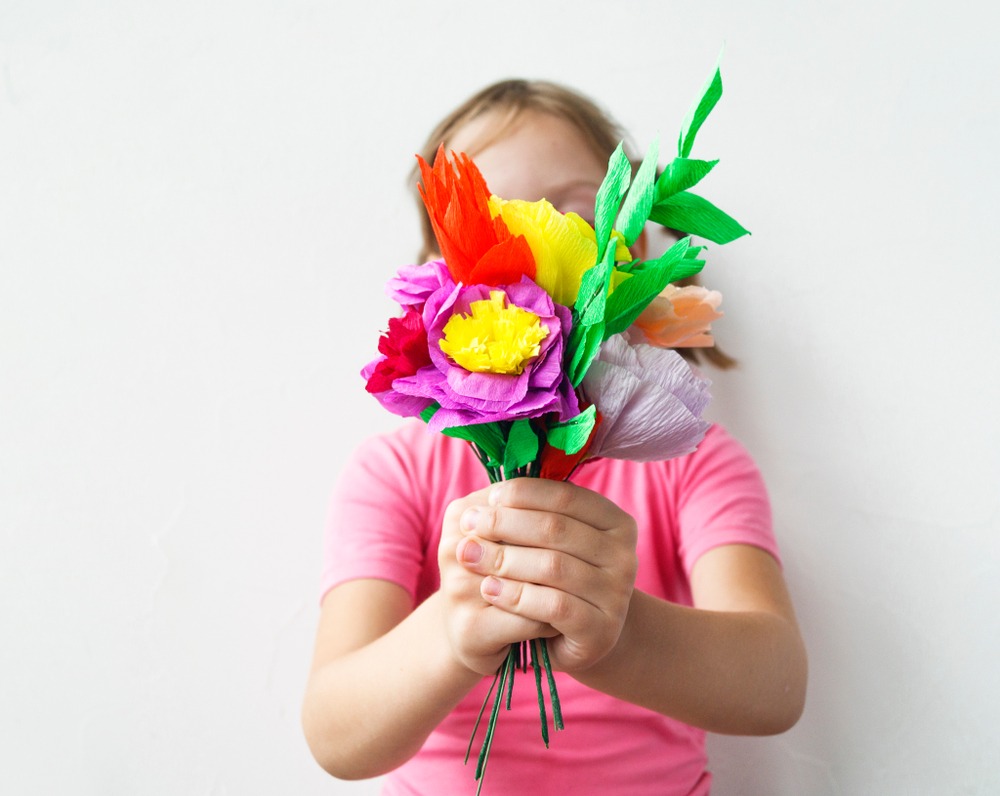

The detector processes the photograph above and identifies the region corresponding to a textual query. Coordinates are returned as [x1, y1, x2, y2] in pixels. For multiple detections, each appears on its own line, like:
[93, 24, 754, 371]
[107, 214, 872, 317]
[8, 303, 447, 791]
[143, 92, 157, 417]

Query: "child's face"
[447, 109, 607, 225]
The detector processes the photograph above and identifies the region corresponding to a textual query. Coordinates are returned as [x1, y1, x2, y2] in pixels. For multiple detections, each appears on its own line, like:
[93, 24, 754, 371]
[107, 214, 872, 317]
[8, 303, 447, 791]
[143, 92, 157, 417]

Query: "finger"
[488, 478, 625, 531]
[459, 602, 555, 648]
[479, 576, 605, 641]
[456, 535, 609, 606]
[460, 504, 619, 568]
[443, 485, 500, 534]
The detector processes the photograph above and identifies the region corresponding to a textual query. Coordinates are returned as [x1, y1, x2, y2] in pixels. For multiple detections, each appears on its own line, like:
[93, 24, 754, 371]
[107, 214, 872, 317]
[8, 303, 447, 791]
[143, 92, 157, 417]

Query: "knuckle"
[548, 591, 573, 624]
[550, 484, 576, 515]
[538, 513, 565, 543]
[620, 517, 638, 545]
[499, 579, 522, 609]
[501, 478, 525, 504]
[479, 506, 497, 534]
[612, 578, 634, 608]
[539, 550, 564, 583]
[620, 549, 639, 580]
[492, 543, 507, 575]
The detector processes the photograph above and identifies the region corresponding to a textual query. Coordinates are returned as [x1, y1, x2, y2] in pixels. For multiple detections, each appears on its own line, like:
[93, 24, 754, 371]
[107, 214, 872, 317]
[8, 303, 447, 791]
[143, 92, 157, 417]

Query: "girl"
[302, 79, 807, 795]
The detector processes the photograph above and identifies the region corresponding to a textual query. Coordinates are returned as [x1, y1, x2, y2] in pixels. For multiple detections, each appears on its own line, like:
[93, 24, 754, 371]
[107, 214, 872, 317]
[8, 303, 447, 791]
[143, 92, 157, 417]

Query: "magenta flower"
[580, 333, 711, 461]
[393, 277, 578, 431]
[385, 259, 453, 309]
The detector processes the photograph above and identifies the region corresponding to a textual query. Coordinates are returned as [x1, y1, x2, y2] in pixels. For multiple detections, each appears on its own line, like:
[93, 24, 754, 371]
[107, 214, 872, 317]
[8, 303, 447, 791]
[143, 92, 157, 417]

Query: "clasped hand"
[438, 478, 638, 677]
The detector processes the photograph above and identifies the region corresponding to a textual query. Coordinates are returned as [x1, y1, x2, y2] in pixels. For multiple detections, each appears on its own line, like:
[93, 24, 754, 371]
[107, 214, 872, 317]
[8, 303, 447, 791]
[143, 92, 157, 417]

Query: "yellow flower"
[439, 291, 549, 374]
[488, 197, 631, 306]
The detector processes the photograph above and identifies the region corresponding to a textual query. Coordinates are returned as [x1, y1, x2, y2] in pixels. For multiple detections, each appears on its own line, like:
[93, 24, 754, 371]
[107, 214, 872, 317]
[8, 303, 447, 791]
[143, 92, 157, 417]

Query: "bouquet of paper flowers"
[363, 65, 747, 791]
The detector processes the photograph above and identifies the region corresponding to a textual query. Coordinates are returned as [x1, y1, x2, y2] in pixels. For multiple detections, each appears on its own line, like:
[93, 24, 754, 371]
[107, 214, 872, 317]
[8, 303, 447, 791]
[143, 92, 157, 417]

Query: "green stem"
[474, 647, 516, 792]
[539, 637, 564, 731]
[530, 638, 550, 747]
[464, 666, 500, 766]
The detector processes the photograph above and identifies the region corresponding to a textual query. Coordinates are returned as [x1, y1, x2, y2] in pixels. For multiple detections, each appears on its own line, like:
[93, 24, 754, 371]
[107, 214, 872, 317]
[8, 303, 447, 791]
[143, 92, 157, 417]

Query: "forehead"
[446, 109, 608, 205]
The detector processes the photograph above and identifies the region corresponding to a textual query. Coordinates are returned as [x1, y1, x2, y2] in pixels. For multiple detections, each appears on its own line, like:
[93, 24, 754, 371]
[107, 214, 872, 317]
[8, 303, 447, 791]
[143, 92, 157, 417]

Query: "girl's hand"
[438, 486, 555, 676]
[453, 478, 639, 673]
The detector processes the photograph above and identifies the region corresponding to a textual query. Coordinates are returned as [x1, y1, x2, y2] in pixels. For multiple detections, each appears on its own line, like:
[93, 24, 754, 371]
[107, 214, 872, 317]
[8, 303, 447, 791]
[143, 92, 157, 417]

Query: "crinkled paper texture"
[394, 277, 578, 431]
[581, 334, 711, 462]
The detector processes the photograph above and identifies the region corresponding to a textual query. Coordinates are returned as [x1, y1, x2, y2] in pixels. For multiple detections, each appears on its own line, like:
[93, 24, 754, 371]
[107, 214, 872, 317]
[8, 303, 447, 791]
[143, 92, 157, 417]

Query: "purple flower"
[385, 259, 453, 309]
[393, 277, 578, 431]
[580, 333, 711, 461]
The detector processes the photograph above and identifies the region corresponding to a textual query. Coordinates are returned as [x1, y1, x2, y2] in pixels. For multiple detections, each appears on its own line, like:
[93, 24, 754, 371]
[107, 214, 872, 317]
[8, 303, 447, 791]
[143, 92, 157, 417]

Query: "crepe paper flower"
[439, 290, 550, 375]
[418, 147, 537, 287]
[488, 197, 632, 307]
[392, 277, 578, 432]
[362, 308, 436, 418]
[385, 259, 453, 309]
[580, 333, 711, 462]
[632, 283, 723, 348]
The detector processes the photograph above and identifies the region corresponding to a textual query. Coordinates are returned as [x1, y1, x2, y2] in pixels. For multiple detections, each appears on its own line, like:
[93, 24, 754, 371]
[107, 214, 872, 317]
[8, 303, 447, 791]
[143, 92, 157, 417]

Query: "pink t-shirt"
[321, 421, 778, 796]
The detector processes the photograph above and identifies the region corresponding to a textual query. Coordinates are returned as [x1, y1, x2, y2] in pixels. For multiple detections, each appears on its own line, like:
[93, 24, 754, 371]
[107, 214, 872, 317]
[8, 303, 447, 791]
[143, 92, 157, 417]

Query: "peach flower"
[632, 284, 723, 348]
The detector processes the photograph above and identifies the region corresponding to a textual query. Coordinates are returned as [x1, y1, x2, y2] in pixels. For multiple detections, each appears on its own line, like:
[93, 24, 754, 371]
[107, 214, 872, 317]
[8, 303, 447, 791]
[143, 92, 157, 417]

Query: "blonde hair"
[412, 78, 735, 369]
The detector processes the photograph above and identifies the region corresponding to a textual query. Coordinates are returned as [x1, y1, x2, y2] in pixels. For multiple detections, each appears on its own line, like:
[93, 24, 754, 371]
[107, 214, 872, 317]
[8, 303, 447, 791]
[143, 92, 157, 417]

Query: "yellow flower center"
[439, 291, 549, 374]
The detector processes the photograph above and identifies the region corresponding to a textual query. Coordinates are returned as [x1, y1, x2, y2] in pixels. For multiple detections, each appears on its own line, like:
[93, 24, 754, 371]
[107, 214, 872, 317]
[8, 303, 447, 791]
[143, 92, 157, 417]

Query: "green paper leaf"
[566, 245, 616, 386]
[574, 252, 613, 324]
[546, 405, 597, 455]
[419, 404, 439, 424]
[567, 320, 605, 387]
[440, 421, 505, 466]
[616, 138, 660, 247]
[649, 191, 749, 244]
[602, 237, 694, 338]
[503, 420, 539, 473]
[670, 249, 707, 282]
[678, 63, 723, 158]
[594, 144, 631, 262]
[655, 157, 718, 200]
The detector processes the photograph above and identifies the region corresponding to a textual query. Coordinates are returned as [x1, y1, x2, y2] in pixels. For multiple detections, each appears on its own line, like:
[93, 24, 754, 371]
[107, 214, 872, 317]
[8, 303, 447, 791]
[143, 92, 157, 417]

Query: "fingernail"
[482, 576, 502, 598]
[459, 538, 483, 564]
[460, 508, 479, 531]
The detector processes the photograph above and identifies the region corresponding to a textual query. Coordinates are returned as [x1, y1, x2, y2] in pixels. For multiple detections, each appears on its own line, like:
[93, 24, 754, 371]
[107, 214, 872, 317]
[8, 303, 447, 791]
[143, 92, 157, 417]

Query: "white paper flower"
[580, 334, 711, 461]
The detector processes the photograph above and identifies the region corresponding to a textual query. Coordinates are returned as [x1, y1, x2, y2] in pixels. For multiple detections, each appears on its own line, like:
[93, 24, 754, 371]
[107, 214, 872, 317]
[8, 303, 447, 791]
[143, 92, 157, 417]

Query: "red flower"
[417, 146, 536, 286]
[364, 309, 432, 394]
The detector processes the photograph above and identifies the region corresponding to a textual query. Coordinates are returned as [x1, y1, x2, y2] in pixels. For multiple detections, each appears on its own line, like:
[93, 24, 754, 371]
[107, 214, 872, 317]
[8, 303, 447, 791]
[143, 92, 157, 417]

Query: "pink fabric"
[320, 421, 779, 796]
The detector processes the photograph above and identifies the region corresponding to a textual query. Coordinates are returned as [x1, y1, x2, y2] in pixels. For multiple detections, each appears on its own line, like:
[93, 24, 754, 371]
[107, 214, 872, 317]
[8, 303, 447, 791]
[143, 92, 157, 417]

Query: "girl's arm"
[573, 544, 807, 735]
[302, 582, 474, 779]
[301, 485, 556, 780]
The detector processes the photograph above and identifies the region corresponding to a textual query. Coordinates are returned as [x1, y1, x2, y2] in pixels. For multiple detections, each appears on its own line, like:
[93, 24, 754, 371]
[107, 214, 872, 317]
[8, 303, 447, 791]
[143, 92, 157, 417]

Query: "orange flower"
[417, 146, 536, 287]
[633, 284, 723, 348]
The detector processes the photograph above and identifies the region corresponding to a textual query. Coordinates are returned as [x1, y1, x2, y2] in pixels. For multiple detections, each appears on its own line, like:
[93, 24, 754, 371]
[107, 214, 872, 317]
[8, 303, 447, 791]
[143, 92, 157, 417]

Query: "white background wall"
[2, 1, 997, 793]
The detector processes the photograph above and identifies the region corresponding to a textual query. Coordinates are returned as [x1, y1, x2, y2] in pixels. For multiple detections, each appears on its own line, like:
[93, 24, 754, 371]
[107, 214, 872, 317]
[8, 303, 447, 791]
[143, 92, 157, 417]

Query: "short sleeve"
[319, 430, 432, 604]
[674, 425, 779, 575]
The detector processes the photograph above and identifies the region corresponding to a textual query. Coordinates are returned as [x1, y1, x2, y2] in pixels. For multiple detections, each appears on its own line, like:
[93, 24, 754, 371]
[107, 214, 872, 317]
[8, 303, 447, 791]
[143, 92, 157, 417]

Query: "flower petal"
[633, 284, 723, 348]
[581, 334, 711, 461]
